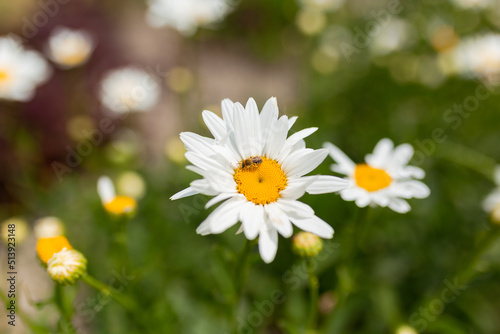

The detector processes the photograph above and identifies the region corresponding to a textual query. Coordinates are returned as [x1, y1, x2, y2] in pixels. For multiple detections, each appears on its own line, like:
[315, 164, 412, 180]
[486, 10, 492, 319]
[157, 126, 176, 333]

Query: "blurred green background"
[1, 0, 500, 333]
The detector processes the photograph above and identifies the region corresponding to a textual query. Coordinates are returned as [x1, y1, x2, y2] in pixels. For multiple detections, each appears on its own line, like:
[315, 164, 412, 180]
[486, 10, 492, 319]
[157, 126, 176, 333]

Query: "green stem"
[54, 284, 74, 332]
[306, 258, 319, 331]
[81, 274, 136, 311]
[231, 239, 257, 333]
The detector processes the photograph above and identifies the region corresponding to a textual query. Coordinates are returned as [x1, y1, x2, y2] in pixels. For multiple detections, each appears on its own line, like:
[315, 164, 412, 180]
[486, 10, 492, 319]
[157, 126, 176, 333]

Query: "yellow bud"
[292, 232, 323, 258]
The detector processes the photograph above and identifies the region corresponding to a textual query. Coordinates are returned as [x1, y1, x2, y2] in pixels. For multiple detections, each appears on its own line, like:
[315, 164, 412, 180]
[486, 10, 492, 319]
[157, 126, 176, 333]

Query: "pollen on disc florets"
[233, 156, 288, 205]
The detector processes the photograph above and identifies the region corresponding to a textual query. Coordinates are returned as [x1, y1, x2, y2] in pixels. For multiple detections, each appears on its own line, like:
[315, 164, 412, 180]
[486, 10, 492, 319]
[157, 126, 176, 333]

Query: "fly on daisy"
[324, 138, 430, 213]
[171, 97, 348, 263]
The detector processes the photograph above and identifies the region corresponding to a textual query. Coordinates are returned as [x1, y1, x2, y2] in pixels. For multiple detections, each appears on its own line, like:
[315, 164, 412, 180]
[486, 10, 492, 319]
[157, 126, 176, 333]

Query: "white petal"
[340, 186, 365, 201]
[264, 116, 289, 159]
[240, 203, 264, 240]
[170, 186, 199, 200]
[371, 193, 390, 207]
[353, 193, 371, 207]
[398, 166, 425, 179]
[304, 175, 350, 194]
[392, 181, 431, 199]
[277, 199, 315, 218]
[276, 127, 318, 161]
[281, 148, 328, 178]
[205, 192, 235, 208]
[258, 223, 278, 263]
[365, 138, 394, 168]
[324, 142, 356, 175]
[260, 97, 279, 146]
[265, 204, 293, 238]
[97, 176, 115, 203]
[198, 197, 245, 234]
[388, 198, 411, 213]
[280, 177, 312, 200]
[390, 143, 414, 168]
[180, 132, 214, 154]
[288, 116, 298, 130]
[221, 98, 235, 127]
[190, 179, 219, 196]
[289, 215, 334, 239]
[483, 190, 500, 212]
[202, 110, 226, 141]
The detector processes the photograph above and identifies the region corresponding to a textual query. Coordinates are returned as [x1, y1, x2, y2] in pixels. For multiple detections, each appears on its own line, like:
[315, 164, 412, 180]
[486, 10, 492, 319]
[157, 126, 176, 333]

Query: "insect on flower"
[241, 156, 263, 169]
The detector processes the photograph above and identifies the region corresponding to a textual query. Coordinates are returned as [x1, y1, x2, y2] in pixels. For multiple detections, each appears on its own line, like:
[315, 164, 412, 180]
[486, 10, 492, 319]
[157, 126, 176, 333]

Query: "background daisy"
[46, 27, 95, 69]
[171, 97, 348, 262]
[0, 35, 51, 102]
[324, 138, 430, 213]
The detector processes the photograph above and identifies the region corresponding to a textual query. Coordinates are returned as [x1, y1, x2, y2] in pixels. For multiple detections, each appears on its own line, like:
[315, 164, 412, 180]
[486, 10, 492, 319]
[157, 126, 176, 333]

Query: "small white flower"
[46, 27, 94, 69]
[482, 166, 500, 222]
[450, 0, 493, 9]
[171, 97, 349, 263]
[47, 248, 87, 285]
[0, 35, 51, 102]
[370, 19, 415, 56]
[34, 216, 65, 239]
[450, 33, 500, 84]
[324, 138, 430, 213]
[97, 176, 137, 216]
[99, 67, 160, 114]
[145, 0, 232, 36]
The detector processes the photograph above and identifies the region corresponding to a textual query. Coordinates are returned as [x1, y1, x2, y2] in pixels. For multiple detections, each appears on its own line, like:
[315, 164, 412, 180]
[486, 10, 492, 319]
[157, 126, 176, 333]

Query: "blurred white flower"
[0, 35, 51, 102]
[47, 27, 94, 69]
[324, 138, 430, 213]
[146, 0, 233, 36]
[370, 19, 415, 56]
[483, 166, 500, 223]
[34, 216, 65, 239]
[450, 0, 493, 9]
[98, 176, 138, 216]
[451, 33, 500, 84]
[99, 67, 160, 114]
[171, 97, 348, 263]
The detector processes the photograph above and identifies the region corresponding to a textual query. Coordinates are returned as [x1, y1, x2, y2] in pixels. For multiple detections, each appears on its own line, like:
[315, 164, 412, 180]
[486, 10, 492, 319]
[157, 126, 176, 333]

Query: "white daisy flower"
[99, 67, 160, 114]
[171, 97, 349, 263]
[450, 33, 500, 84]
[324, 138, 430, 214]
[97, 176, 137, 216]
[0, 35, 51, 102]
[145, 0, 232, 36]
[46, 27, 95, 69]
[482, 166, 500, 222]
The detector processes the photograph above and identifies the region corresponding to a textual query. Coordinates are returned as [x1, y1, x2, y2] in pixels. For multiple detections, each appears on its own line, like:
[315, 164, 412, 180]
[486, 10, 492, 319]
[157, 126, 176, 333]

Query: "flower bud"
[395, 325, 418, 334]
[47, 248, 87, 285]
[292, 232, 323, 258]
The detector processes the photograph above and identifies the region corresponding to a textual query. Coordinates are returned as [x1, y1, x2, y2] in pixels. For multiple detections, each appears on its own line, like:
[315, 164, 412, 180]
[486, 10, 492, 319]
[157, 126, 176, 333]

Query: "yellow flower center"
[104, 195, 137, 215]
[0, 69, 10, 85]
[233, 156, 287, 205]
[36, 235, 73, 263]
[354, 164, 392, 192]
[59, 52, 88, 67]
